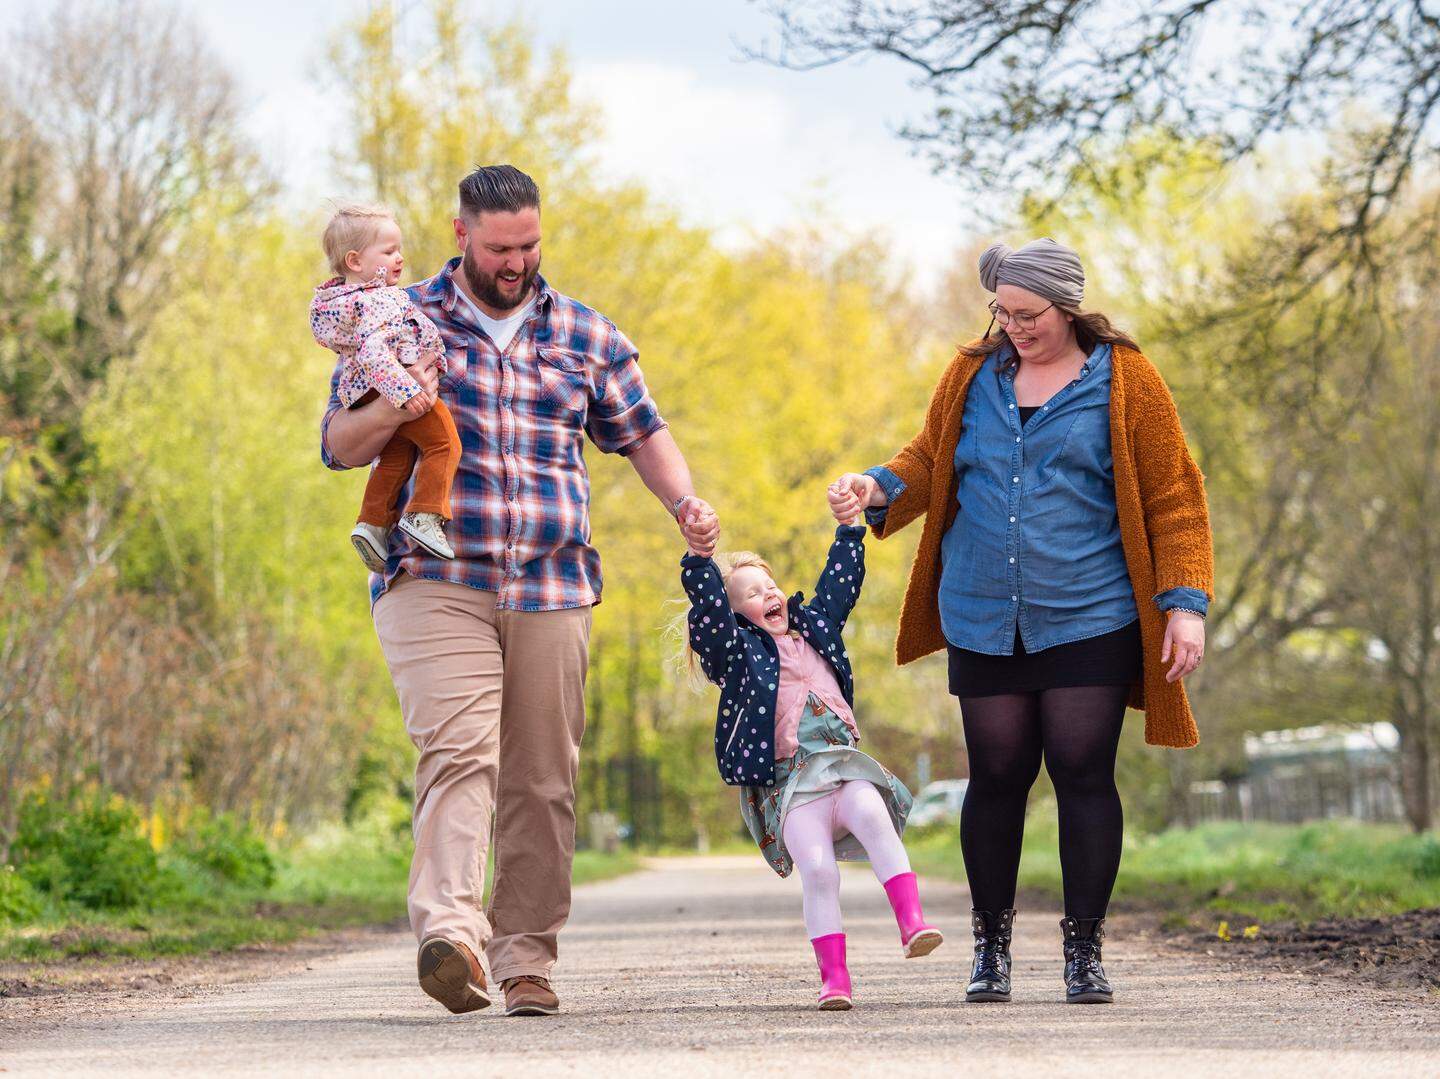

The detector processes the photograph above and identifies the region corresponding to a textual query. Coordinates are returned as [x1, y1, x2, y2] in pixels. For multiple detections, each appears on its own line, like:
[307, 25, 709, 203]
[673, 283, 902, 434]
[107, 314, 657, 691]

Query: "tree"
[0, 0, 261, 517]
[324, 1, 598, 274]
[754, 1, 1440, 259]
[1312, 211, 1440, 830]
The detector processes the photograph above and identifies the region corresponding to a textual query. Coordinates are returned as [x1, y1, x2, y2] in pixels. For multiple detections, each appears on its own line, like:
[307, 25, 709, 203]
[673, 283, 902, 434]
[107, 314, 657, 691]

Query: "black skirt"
[947, 620, 1142, 698]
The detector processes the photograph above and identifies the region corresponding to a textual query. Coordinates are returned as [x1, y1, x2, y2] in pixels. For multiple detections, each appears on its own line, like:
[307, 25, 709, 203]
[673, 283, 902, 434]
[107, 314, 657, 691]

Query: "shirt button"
[1009, 557, 1016, 564]
[1015, 436, 1021, 443]
[1043, 405, 1049, 411]
[1008, 403, 1015, 410]
[1009, 516, 1016, 523]
[1012, 476, 1019, 483]
[1011, 595, 1018, 602]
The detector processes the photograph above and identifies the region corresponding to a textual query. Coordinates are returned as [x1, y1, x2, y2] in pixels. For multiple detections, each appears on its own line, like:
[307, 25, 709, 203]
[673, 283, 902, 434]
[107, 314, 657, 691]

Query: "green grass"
[0, 822, 641, 965]
[908, 815, 1440, 924]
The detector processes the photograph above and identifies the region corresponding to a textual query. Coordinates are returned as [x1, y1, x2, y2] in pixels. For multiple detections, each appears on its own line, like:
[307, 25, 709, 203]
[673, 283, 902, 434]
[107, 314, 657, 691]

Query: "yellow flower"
[1242, 924, 1260, 940]
[1216, 920, 1231, 941]
[147, 808, 167, 851]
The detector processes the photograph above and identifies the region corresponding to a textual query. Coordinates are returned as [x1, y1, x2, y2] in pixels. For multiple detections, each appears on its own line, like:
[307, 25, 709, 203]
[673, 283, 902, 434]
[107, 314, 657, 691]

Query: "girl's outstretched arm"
[680, 553, 740, 685]
[808, 524, 867, 630]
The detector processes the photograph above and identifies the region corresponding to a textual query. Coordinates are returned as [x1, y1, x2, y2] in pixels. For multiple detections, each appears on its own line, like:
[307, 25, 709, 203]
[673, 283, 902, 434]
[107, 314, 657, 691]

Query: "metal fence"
[1186, 722, 1406, 824]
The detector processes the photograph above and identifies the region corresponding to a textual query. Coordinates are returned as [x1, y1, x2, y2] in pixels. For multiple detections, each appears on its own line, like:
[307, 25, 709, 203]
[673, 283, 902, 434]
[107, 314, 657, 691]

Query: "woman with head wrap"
[826, 239, 1212, 1005]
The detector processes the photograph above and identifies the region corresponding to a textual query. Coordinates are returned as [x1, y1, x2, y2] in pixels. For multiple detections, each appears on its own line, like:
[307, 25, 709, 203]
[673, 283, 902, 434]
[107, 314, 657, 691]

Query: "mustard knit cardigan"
[873, 345, 1214, 748]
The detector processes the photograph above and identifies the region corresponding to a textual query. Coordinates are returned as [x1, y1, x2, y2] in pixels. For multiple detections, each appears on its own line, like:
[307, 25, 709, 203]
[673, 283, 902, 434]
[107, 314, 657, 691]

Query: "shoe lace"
[973, 934, 1008, 977]
[1068, 939, 1103, 977]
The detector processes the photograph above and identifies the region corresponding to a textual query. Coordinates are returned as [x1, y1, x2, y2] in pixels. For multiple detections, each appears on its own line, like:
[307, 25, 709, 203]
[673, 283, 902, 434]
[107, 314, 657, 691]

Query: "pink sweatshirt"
[772, 632, 859, 760]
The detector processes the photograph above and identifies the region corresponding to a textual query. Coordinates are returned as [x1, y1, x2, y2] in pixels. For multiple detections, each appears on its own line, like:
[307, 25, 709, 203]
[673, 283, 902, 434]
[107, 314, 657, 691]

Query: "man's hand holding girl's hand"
[827, 472, 883, 525]
[676, 495, 720, 558]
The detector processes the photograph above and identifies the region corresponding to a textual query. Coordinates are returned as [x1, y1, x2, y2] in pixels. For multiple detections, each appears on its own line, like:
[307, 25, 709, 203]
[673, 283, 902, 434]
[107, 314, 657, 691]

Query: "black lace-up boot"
[1060, 916, 1113, 1003]
[965, 908, 1015, 1002]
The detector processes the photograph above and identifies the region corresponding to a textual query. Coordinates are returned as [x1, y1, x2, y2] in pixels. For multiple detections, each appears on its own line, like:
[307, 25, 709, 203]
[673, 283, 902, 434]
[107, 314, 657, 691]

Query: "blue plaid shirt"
[321, 259, 668, 610]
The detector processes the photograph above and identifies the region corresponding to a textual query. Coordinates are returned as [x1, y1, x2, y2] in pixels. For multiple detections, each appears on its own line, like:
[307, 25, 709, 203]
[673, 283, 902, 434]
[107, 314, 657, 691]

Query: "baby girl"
[310, 203, 460, 569]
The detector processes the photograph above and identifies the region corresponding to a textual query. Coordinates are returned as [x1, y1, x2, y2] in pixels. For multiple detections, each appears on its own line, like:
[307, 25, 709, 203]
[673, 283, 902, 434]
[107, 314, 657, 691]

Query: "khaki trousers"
[372, 573, 591, 983]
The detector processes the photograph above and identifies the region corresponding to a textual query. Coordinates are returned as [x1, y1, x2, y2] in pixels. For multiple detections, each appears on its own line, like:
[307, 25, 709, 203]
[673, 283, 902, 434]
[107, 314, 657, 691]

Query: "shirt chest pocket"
[1032, 404, 1112, 492]
[535, 346, 590, 417]
[955, 418, 1009, 493]
[438, 346, 469, 393]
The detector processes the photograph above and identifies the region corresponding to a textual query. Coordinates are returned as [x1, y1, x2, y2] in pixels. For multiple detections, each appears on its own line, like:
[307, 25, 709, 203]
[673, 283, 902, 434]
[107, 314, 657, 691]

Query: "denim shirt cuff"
[1154, 586, 1209, 617]
[862, 466, 905, 527]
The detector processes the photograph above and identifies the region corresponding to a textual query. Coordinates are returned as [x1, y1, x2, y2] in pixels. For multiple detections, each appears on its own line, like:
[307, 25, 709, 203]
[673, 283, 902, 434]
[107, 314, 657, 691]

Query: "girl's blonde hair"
[674, 551, 780, 687]
[321, 201, 395, 276]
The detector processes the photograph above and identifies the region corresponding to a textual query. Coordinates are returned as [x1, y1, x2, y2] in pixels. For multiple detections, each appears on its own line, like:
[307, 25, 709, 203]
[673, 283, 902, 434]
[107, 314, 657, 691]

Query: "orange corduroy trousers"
[357, 400, 461, 527]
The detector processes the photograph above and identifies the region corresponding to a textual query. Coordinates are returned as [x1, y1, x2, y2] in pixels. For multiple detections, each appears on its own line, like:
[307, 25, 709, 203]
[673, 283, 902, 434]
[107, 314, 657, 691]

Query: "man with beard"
[320, 165, 720, 1017]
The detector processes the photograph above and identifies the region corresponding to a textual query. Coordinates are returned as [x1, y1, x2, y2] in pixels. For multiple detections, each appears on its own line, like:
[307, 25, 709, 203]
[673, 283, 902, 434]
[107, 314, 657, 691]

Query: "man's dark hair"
[458, 165, 541, 218]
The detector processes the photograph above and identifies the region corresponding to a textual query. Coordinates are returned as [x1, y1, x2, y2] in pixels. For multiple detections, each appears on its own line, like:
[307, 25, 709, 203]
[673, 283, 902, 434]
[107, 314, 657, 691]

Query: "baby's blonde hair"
[676, 550, 782, 686]
[321, 201, 395, 276]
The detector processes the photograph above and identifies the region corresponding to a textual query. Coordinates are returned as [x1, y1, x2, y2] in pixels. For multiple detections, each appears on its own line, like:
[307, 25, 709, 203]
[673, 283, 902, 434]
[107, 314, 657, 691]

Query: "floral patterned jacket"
[310, 271, 447, 409]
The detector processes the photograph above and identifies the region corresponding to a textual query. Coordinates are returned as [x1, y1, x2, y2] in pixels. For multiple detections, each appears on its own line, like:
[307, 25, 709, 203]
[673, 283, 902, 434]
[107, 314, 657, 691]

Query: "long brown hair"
[961, 308, 1140, 370]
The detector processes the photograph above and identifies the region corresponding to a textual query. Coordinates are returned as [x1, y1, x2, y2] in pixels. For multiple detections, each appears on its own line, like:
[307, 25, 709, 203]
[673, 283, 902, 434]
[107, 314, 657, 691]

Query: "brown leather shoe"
[502, 975, 559, 1017]
[417, 937, 491, 1013]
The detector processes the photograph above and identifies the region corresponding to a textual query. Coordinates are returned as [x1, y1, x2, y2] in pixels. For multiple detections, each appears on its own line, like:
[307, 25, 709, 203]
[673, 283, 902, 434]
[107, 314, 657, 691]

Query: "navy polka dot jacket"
[680, 524, 868, 787]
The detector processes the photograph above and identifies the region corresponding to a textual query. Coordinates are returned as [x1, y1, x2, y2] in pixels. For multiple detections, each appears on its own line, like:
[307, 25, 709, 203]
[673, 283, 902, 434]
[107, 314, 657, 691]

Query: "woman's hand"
[827, 472, 884, 524]
[1161, 610, 1205, 683]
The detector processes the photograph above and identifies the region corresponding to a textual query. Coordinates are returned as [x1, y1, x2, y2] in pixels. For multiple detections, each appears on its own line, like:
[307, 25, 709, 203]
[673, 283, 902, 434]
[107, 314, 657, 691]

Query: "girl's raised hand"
[827, 473, 878, 524]
[677, 496, 720, 558]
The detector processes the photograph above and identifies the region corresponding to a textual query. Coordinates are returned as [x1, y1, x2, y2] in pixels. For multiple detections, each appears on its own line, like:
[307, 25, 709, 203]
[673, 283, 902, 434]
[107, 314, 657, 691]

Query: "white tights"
[781, 780, 912, 939]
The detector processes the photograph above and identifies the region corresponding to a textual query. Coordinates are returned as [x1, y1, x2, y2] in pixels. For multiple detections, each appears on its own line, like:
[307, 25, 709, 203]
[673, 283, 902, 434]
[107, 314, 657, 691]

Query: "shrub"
[12, 790, 165, 910]
[172, 810, 277, 890]
[1410, 834, 1440, 881]
[0, 864, 45, 924]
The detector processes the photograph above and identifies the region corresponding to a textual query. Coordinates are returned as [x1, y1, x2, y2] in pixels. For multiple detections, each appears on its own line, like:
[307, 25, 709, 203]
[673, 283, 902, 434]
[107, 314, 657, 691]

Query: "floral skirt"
[739, 695, 913, 877]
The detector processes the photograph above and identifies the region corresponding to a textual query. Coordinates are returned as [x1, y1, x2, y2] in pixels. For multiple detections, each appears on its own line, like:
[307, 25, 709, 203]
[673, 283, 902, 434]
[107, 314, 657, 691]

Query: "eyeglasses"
[988, 301, 1055, 331]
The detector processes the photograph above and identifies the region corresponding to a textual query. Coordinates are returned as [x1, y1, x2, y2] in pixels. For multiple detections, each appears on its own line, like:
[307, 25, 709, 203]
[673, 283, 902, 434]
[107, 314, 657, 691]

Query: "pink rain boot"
[883, 871, 944, 958]
[811, 932, 853, 1010]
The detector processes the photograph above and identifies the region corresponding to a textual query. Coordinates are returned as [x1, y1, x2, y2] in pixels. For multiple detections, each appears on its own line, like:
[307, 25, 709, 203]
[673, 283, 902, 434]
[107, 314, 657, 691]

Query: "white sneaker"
[350, 522, 392, 573]
[398, 512, 455, 559]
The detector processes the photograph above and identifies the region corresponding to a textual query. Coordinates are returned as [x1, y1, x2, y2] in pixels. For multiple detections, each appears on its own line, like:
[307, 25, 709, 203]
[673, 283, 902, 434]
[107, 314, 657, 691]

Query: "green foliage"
[13, 790, 165, 911]
[1406, 834, 1440, 881]
[171, 810, 277, 891]
[0, 863, 44, 924]
[910, 817, 1440, 922]
[0, 794, 640, 966]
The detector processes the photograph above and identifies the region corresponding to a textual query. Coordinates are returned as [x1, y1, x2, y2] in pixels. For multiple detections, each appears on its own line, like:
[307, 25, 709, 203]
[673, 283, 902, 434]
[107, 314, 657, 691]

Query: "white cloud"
[574, 60, 975, 278]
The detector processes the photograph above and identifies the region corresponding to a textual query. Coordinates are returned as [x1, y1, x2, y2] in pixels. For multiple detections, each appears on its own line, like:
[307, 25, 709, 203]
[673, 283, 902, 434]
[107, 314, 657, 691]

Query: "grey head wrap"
[978, 238, 1085, 309]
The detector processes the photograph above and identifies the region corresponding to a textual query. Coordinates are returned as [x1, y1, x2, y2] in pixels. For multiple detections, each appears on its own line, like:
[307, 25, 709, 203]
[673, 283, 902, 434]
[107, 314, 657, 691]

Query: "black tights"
[958, 685, 1128, 919]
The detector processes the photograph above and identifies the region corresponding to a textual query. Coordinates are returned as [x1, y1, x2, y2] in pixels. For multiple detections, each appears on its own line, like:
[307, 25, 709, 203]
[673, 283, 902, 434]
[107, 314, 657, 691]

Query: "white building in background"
[1189, 722, 1404, 824]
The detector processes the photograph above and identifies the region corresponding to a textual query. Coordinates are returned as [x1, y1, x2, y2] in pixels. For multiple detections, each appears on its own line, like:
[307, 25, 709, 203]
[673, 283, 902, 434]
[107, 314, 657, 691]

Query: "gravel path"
[3, 856, 1437, 1076]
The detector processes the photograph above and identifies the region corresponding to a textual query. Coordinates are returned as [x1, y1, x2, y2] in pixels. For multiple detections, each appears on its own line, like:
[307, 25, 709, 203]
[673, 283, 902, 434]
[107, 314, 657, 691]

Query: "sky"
[3, 0, 984, 279]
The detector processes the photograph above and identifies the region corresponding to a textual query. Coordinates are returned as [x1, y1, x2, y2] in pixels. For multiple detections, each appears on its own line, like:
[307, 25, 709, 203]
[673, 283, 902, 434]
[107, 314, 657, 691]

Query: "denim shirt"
[868, 343, 1208, 655]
